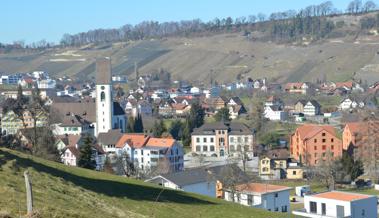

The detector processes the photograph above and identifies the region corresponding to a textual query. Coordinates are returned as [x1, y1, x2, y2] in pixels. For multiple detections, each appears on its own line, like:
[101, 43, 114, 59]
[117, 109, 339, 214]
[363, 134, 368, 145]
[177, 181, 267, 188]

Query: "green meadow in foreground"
[0, 148, 282, 218]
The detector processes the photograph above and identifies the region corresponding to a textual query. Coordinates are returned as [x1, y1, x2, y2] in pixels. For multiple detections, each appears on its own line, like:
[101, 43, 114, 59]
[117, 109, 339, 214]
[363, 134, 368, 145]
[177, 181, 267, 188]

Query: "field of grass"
[0, 148, 283, 218]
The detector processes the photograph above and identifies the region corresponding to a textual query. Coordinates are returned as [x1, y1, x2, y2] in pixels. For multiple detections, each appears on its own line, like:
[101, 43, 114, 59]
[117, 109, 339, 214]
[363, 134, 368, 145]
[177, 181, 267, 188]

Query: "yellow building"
[286, 166, 304, 180]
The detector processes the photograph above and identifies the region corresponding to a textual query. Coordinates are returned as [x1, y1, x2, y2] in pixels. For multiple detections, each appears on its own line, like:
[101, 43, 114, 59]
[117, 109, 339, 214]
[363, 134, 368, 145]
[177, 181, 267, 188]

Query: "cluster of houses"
[0, 58, 379, 217]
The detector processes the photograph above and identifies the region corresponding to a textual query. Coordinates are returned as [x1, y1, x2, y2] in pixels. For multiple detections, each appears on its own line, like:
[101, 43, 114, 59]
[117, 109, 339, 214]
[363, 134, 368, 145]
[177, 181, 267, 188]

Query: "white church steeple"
[95, 57, 114, 136]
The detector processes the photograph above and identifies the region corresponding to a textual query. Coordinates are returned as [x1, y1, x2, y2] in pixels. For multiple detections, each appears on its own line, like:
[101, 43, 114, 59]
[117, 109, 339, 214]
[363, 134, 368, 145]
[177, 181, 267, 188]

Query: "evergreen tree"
[126, 117, 135, 133]
[181, 119, 192, 147]
[152, 119, 166, 137]
[169, 120, 183, 140]
[214, 107, 231, 122]
[78, 136, 96, 170]
[188, 102, 205, 130]
[133, 113, 144, 133]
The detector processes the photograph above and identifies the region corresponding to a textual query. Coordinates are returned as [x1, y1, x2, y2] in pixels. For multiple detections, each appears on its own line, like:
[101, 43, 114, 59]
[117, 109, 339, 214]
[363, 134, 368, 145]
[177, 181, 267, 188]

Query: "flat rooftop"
[312, 191, 372, 202]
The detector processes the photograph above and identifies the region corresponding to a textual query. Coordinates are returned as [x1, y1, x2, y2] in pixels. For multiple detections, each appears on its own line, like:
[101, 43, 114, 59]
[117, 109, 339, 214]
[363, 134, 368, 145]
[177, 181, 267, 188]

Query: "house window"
[203, 138, 207, 143]
[196, 137, 200, 143]
[210, 146, 215, 152]
[314, 153, 317, 158]
[282, 206, 288, 212]
[331, 145, 334, 150]
[331, 138, 334, 142]
[230, 137, 234, 143]
[322, 133, 326, 136]
[310, 201, 317, 213]
[293, 170, 296, 175]
[314, 146, 317, 150]
[322, 203, 326, 215]
[210, 138, 214, 143]
[100, 91, 106, 102]
[274, 193, 278, 198]
[247, 195, 253, 205]
[203, 146, 208, 152]
[314, 139, 317, 143]
[322, 145, 326, 150]
[237, 137, 241, 143]
[322, 139, 326, 143]
[196, 146, 201, 152]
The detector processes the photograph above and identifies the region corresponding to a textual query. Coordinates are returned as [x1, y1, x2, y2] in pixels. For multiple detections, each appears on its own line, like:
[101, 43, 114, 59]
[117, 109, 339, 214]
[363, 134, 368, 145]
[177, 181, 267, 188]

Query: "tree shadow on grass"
[0, 149, 215, 205]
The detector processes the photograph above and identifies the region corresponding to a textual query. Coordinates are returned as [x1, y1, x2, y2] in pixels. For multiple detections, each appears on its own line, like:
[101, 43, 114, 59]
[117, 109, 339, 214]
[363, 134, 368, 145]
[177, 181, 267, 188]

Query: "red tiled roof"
[146, 138, 175, 148]
[335, 81, 353, 89]
[235, 183, 291, 194]
[296, 124, 337, 141]
[116, 134, 150, 148]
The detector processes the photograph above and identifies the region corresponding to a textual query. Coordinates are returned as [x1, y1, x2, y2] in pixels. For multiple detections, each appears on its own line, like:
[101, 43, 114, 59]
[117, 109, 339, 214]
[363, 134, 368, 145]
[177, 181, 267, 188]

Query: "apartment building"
[290, 124, 342, 166]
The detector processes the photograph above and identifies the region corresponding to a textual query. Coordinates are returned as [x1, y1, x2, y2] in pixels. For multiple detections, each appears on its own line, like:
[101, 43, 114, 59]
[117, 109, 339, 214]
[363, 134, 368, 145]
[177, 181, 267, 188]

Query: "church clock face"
[101, 86, 105, 90]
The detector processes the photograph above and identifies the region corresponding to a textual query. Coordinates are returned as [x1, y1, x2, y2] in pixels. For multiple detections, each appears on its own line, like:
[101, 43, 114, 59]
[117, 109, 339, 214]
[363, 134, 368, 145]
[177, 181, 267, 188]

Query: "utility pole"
[24, 170, 33, 215]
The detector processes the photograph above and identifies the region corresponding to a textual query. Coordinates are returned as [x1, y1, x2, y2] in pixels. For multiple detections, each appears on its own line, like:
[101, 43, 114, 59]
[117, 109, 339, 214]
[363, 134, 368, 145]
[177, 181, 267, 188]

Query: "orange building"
[290, 125, 342, 166]
[342, 122, 363, 150]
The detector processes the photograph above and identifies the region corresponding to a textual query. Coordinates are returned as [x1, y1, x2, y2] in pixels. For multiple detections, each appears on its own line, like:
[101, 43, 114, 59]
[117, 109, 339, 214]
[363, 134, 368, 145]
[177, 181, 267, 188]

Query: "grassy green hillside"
[0, 148, 281, 218]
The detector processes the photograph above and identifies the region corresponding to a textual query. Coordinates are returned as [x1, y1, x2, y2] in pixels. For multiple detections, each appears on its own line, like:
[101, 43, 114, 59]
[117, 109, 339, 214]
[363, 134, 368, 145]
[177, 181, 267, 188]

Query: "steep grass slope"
[0, 148, 280, 218]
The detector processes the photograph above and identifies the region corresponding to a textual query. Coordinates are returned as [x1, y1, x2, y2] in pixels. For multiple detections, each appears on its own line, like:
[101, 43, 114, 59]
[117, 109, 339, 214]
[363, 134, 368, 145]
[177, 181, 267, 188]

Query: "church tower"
[95, 57, 114, 136]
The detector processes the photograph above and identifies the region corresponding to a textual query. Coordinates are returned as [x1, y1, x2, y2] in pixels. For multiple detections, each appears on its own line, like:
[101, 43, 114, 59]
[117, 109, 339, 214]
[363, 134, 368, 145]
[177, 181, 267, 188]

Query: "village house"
[191, 121, 254, 157]
[259, 148, 290, 180]
[115, 134, 184, 173]
[303, 100, 321, 116]
[224, 183, 291, 213]
[145, 165, 248, 198]
[292, 191, 377, 218]
[290, 124, 342, 166]
[97, 129, 123, 154]
[286, 162, 304, 180]
[60, 134, 106, 170]
[284, 82, 309, 94]
[53, 113, 93, 136]
[338, 97, 365, 111]
[264, 105, 288, 121]
[1, 109, 48, 135]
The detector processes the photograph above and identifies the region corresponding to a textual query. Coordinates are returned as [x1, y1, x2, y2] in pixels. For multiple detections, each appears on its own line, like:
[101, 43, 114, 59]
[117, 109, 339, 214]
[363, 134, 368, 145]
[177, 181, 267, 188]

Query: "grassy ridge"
[0, 148, 282, 218]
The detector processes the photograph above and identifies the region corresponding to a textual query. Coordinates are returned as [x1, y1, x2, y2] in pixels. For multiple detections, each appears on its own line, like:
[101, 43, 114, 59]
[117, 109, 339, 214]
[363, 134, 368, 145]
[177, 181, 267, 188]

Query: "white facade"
[192, 135, 216, 155]
[264, 106, 288, 121]
[228, 135, 254, 156]
[61, 148, 77, 166]
[339, 99, 365, 111]
[117, 141, 184, 172]
[304, 102, 320, 116]
[37, 79, 56, 89]
[146, 176, 216, 197]
[96, 84, 113, 136]
[293, 191, 377, 218]
[224, 189, 290, 213]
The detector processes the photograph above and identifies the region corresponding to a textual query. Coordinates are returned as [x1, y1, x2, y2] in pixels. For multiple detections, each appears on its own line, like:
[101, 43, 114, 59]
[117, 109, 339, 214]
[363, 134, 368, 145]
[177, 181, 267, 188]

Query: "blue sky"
[0, 0, 362, 44]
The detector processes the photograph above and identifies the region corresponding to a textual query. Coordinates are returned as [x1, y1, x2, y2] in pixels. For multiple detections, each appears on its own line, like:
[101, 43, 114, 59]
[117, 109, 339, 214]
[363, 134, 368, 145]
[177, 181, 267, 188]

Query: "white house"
[303, 100, 321, 116]
[224, 183, 291, 213]
[190, 87, 201, 94]
[339, 98, 365, 111]
[264, 106, 288, 121]
[37, 79, 56, 89]
[145, 167, 216, 197]
[292, 191, 377, 218]
[115, 134, 184, 172]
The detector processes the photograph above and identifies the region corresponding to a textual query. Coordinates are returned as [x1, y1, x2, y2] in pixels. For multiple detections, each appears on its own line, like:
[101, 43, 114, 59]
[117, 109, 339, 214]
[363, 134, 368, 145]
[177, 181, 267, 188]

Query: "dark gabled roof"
[229, 97, 243, 105]
[307, 100, 321, 108]
[295, 100, 308, 106]
[61, 114, 91, 127]
[113, 102, 125, 115]
[192, 122, 253, 135]
[52, 100, 96, 123]
[157, 164, 249, 186]
[98, 129, 123, 145]
[96, 57, 112, 85]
